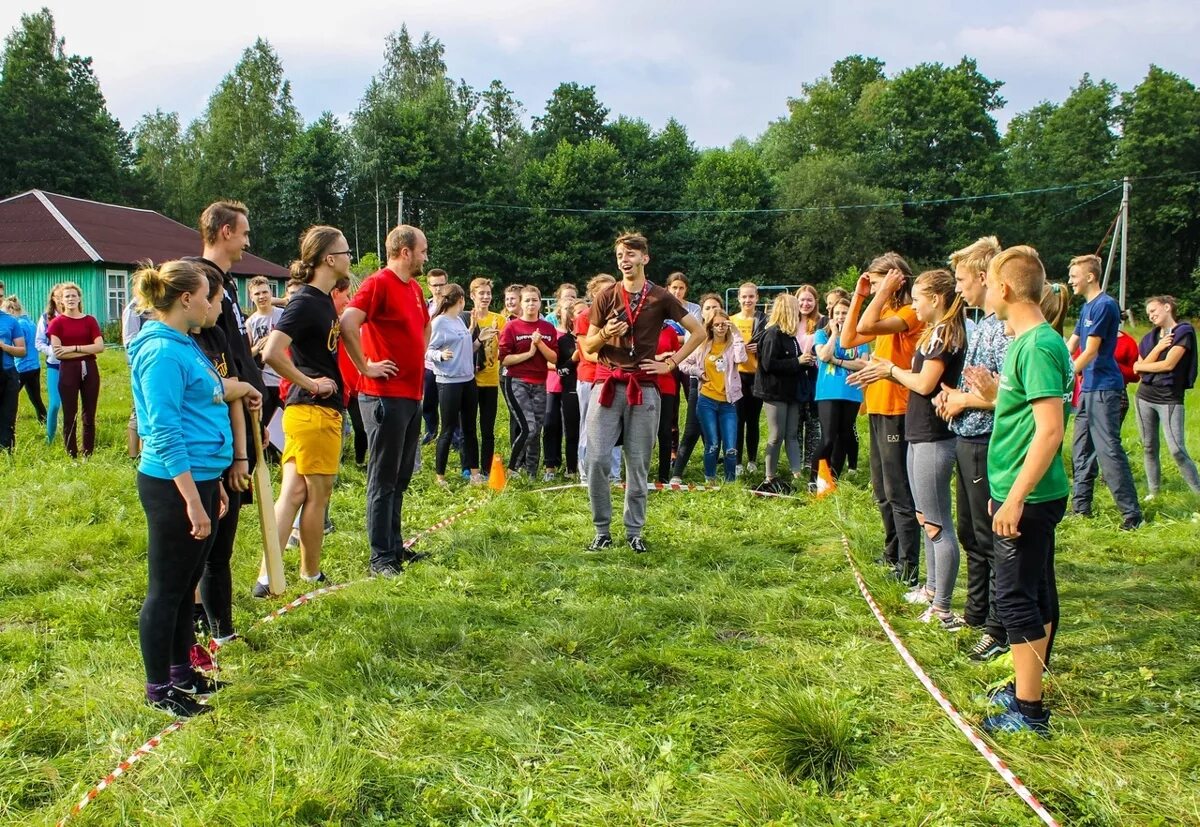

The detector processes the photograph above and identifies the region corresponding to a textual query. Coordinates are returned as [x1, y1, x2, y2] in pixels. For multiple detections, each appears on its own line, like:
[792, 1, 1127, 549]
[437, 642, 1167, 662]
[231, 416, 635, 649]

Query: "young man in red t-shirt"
[499, 285, 557, 476]
[339, 225, 431, 577]
[581, 233, 704, 553]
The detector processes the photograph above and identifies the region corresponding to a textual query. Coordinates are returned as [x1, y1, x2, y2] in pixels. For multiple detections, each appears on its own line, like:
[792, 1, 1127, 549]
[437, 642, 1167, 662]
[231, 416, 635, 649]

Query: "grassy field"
[1, 350, 1198, 826]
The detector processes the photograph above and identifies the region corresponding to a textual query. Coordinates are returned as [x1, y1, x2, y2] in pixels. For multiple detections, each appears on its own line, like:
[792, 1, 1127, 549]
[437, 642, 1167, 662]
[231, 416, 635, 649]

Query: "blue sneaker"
[462, 468, 471, 480]
[981, 705, 1050, 736]
[976, 680, 1016, 711]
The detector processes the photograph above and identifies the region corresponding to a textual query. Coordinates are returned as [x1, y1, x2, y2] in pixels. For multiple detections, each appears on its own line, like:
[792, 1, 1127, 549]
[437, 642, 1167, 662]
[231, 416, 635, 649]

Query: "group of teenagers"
[24, 198, 1195, 739]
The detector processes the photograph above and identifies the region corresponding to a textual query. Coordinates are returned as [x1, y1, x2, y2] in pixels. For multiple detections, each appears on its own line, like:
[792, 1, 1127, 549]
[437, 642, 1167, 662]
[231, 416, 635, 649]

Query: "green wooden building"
[0, 190, 289, 329]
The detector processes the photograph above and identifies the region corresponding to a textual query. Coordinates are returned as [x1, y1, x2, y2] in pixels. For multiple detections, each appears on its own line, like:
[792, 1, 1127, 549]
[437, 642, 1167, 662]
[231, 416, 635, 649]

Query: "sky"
[5, 0, 1199, 148]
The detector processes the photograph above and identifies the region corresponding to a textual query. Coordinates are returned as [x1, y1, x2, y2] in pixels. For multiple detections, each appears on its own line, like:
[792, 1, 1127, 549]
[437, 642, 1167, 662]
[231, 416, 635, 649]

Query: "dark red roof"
[0, 190, 290, 278]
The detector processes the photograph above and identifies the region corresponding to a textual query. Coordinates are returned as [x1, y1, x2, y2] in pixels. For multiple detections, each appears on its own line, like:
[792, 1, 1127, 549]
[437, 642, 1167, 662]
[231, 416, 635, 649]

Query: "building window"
[106, 270, 128, 323]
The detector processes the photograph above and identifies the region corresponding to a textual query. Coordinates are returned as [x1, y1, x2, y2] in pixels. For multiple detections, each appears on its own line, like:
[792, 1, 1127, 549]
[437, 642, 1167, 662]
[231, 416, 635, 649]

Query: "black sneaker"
[148, 687, 211, 718]
[369, 562, 404, 578]
[421, 431, 437, 446]
[628, 536, 649, 553]
[586, 534, 613, 552]
[301, 572, 332, 588]
[173, 671, 226, 698]
[251, 581, 271, 599]
[1119, 516, 1144, 531]
[968, 633, 1010, 662]
[399, 549, 429, 565]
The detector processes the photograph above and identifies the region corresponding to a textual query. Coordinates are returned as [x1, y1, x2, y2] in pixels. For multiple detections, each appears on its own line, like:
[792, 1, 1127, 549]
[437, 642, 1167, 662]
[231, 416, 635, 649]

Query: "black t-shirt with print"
[191, 325, 236, 380]
[275, 285, 343, 410]
[905, 334, 965, 444]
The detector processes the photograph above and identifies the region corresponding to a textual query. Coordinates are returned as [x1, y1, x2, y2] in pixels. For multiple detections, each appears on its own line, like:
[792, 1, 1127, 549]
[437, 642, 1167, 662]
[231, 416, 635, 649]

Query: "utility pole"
[397, 190, 404, 226]
[374, 184, 381, 261]
[1119, 176, 1130, 314]
[353, 211, 360, 261]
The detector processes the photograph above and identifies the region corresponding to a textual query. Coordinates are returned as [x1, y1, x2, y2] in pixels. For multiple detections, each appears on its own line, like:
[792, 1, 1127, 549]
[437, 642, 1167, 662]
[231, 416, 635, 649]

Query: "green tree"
[757, 55, 885, 175]
[189, 38, 303, 263]
[1001, 74, 1120, 274]
[531, 82, 609, 157]
[0, 7, 132, 200]
[279, 113, 350, 241]
[1115, 66, 1200, 305]
[860, 58, 1005, 260]
[773, 153, 905, 283]
[130, 108, 194, 220]
[516, 138, 630, 286]
[667, 148, 774, 294]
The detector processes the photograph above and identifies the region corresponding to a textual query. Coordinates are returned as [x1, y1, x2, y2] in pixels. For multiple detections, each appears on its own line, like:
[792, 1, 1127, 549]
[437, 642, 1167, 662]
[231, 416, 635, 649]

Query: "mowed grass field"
[1, 350, 1198, 826]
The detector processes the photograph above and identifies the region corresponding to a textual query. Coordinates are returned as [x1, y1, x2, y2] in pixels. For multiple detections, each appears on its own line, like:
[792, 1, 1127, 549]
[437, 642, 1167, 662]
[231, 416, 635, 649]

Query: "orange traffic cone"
[488, 453, 507, 492]
[814, 459, 837, 498]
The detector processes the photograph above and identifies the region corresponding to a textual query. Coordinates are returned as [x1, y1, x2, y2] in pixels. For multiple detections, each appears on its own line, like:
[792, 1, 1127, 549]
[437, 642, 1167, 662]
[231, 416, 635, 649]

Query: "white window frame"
[106, 269, 128, 324]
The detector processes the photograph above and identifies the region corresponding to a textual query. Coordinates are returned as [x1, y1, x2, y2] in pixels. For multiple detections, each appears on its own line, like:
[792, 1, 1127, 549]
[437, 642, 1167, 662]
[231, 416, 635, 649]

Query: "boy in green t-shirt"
[977, 246, 1073, 736]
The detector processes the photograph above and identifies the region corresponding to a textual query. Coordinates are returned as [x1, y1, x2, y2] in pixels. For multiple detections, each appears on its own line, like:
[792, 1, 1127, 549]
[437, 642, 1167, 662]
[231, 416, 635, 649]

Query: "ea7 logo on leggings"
[886, 434, 901, 443]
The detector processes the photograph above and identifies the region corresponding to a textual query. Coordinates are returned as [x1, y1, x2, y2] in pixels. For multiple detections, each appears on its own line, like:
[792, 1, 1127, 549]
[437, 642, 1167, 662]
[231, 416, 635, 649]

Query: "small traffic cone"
[488, 453, 507, 492]
[815, 459, 837, 498]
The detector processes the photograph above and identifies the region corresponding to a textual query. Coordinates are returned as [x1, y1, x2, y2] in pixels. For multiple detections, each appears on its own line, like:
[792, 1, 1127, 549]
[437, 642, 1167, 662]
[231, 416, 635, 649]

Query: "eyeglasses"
[328, 250, 353, 259]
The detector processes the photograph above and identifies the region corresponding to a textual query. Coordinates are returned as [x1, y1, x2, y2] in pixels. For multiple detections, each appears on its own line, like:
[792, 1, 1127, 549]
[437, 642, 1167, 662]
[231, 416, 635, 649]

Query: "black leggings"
[19, 369, 47, 424]
[672, 377, 701, 477]
[199, 487, 241, 640]
[657, 391, 679, 483]
[436, 379, 479, 473]
[471, 385, 499, 471]
[816, 400, 859, 477]
[543, 390, 580, 472]
[138, 473, 220, 684]
[736, 372, 762, 464]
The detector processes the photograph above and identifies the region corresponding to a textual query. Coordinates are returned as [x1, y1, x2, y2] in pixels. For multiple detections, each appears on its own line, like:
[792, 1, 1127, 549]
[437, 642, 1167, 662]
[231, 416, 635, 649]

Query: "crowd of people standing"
[1, 204, 1196, 739]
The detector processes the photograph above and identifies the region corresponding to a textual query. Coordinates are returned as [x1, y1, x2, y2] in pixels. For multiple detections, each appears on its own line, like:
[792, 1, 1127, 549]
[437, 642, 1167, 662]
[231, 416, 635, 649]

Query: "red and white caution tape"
[841, 536, 1060, 827]
[614, 481, 716, 492]
[57, 500, 490, 826]
[56, 721, 185, 826]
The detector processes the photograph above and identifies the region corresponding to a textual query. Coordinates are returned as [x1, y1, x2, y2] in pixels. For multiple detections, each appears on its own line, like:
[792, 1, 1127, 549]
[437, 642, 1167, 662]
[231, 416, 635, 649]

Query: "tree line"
[2, 8, 1198, 308]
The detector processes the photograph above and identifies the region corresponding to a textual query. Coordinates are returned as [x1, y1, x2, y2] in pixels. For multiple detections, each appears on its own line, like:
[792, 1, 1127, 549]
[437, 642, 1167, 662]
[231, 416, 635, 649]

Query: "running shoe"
[968, 634, 1010, 662]
[981, 706, 1050, 736]
[173, 669, 226, 698]
[369, 562, 404, 578]
[628, 536, 649, 553]
[746, 462, 758, 474]
[982, 680, 1016, 711]
[251, 580, 271, 599]
[542, 471, 556, 482]
[147, 687, 210, 718]
[936, 611, 967, 633]
[902, 587, 932, 605]
[586, 534, 613, 552]
[286, 530, 300, 550]
[668, 476, 683, 486]
[918, 606, 935, 623]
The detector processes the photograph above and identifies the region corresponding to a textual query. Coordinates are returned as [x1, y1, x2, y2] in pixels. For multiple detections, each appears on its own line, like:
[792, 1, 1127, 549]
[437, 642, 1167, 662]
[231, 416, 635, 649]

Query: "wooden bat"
[250, 409, 286, 595]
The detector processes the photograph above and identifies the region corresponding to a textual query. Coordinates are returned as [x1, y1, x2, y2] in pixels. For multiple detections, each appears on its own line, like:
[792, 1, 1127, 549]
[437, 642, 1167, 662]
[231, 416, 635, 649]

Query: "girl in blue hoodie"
[129, 260, 262, 717]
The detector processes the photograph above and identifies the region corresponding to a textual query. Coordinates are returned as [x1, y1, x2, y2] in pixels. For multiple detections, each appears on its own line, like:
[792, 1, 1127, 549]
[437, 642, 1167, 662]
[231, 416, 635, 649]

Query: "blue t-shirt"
[814, 329, 868, 403]
[1073, 293, 1123, 392]
[0, 312, 23, 371]
[13, 315, 39, 372]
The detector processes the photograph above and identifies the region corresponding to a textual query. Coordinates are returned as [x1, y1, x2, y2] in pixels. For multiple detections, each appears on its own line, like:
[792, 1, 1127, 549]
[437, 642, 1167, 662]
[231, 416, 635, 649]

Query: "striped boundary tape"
[56, 723, 184, 827]
[840, 536, 1060, 827]
[55, 497, 490, 827]
[614, 481, 716, 492]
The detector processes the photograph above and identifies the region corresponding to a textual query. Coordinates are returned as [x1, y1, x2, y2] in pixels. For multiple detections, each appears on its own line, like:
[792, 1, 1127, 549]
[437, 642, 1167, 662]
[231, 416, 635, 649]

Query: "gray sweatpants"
[907, 439, 959, 612]
[1135, 397, 1200, 494]
[763, 400, 801, 479]
[577, 379, 622, 481]
[502, 377, 546, 476]
[586, 384, 660, 537]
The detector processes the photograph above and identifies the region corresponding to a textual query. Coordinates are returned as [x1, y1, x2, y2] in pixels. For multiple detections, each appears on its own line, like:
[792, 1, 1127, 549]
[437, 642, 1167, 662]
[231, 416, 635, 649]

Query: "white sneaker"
[1143, 493, 1156, 502]
[542, 471, 556, 482]
[918, 606, 935, 623]
[746, 462, 758, 474]
[903, 587, 932, 605]
[735, 464, 744, 478]
[668, 476, 683, 486]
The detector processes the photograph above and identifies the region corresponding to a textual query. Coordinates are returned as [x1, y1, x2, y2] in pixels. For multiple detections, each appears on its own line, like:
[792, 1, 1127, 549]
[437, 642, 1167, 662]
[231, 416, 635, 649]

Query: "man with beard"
[340, 225, 431, 577]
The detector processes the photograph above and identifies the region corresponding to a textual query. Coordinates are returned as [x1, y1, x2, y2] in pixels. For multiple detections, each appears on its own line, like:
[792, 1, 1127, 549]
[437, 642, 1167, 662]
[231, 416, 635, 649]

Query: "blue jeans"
[1071, 389, 1141, 521]
[698, 394, 737, 481]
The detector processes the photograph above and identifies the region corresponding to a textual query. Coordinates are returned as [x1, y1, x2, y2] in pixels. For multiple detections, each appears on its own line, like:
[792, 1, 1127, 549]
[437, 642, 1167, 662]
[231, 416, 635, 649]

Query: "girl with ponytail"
[857, 268, 968, 631]
[425, 283, 483, 485]
[128, 260, 262, 717]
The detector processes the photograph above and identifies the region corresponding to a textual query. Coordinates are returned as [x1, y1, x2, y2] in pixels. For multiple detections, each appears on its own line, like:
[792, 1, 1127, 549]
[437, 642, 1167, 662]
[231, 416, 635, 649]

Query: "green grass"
[1, 351, 1199, 825]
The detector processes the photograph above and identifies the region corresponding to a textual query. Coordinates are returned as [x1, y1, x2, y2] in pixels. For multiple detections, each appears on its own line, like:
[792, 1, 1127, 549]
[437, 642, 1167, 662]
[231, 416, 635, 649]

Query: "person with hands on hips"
[128, 260, 261, 717]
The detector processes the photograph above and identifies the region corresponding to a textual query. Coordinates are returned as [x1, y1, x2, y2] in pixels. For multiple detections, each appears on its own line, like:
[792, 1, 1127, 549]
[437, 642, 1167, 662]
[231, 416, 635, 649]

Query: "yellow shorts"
[281, 405, 343, 476]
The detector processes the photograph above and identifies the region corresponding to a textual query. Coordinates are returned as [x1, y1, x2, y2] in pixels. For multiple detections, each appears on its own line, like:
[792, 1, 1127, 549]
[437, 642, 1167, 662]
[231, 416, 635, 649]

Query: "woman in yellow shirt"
[467, 277, 506, 477]
[681, 311, 747, 483]
[731, 282, 766, 474]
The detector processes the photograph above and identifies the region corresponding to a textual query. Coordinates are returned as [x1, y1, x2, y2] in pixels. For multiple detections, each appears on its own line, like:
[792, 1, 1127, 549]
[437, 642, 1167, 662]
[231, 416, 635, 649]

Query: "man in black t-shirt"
[259, 226, 349, 595]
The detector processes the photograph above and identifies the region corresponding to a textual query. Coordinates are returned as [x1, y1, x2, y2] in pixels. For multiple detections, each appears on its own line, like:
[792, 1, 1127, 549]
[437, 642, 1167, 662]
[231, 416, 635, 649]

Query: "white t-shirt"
[246, 307, 285, 387]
